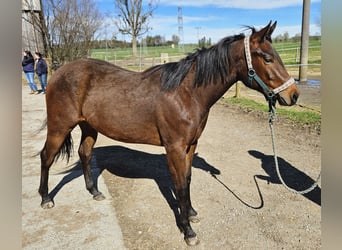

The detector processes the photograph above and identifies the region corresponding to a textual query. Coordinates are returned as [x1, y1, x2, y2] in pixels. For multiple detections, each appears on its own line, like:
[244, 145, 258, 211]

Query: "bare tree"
[44, 0, 103, 66]
[172, 34, 180, 45]
[114, 0, 157, 57]
[23, 0, 103, 68]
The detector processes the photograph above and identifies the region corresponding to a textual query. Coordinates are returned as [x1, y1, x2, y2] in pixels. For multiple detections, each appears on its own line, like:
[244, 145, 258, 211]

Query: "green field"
[91, 44, 197, 61]
[273, 40, 321, 65]
[91, 39, 321, 66]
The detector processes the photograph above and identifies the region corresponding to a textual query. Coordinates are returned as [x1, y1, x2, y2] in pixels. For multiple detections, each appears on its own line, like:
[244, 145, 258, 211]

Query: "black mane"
[144, 33, 245, 91]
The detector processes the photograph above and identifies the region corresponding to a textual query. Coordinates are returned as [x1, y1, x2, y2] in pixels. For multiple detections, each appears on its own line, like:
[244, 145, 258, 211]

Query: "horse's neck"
[194, 45, 244, 108]
[193, 75, 238, 109]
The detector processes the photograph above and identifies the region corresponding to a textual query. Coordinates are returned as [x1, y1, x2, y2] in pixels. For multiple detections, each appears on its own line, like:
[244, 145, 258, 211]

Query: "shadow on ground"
[248, 150, 321, 206]
[47, 145, 320, 230]
[48, 145, 220, 228]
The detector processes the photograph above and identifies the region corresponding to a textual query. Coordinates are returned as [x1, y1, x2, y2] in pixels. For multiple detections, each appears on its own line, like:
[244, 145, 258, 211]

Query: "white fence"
[106, 45, 321, 72]
[277, 46, 321, 66]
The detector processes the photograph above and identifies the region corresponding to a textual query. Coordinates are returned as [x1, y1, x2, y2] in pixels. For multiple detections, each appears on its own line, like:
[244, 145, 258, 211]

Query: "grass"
[91, 39, 321, 65]
[91, 44, 199, 61]
[223, 97, 321, 132]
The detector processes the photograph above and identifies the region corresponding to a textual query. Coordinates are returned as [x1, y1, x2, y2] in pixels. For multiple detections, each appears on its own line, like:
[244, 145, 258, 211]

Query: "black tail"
[54, 133, 74, 163]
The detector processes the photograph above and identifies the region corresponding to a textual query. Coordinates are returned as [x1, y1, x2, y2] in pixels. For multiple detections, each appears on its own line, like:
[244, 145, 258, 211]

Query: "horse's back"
[45, 58, 164, 144]
[48, 58, 132, 89]
[46, 58, 145, 106]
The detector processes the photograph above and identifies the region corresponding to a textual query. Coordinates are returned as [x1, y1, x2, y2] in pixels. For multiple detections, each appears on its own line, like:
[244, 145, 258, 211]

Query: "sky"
[97, 0, 321, 44]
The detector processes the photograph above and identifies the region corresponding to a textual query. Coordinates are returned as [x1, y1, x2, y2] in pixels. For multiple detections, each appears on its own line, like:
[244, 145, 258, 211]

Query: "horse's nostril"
[291, 92, 299, 104]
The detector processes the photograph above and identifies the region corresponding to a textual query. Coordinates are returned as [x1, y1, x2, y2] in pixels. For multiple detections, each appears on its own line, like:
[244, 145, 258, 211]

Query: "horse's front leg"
[165, 143, 200, 246]
[185, 143, 200, 223]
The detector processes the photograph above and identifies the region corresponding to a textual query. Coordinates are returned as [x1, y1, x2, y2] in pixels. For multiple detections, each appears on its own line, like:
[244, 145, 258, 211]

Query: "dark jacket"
[22, 56, 35, 73]
[35, 58, 48, 76]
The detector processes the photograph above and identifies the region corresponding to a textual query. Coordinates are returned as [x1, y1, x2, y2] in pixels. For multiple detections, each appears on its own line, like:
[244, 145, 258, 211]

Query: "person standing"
[34, 52, 48, 94]
[22, 50, 39, 94]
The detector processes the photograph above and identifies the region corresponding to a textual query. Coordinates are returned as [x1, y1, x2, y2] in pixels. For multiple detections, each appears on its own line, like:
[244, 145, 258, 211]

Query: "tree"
[198, 36, 211, 48]
[44, 0, 103, 66]
[172, 34, 180, 45]
[274, 34, 284, 42]
[23, 0, 103, 68]
[114, 0, 157, 57]
[153, 35, 165, 46]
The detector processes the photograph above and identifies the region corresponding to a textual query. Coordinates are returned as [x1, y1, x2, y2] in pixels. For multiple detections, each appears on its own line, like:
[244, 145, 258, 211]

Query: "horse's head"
[241, 21, 300, 106]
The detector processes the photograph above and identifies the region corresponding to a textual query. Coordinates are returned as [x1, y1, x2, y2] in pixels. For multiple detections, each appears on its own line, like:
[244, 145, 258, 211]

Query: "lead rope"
[268, 106, 321, 194]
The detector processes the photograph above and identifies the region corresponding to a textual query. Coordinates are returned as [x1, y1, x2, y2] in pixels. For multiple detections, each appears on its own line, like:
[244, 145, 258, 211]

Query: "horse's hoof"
[93, 193, 105, 201]
[185, 236, 200, 246]
[189, 215, 200, 223]
[41, 200, 54, 209]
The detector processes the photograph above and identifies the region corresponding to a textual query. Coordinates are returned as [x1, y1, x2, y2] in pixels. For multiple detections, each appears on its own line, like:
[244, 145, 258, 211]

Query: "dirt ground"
[95, 83, 321, 249]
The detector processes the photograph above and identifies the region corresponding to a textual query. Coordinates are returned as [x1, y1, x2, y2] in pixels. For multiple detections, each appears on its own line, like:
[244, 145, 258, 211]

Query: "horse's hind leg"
[78, 122, 105, 201]
[39, 132, 72, 209]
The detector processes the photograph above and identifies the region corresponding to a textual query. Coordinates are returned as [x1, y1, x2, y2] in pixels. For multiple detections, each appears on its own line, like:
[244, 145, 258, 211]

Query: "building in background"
[22, 0, 44, 52]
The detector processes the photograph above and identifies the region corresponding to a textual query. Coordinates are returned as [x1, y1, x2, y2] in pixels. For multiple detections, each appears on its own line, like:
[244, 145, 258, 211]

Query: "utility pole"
[178, 7, 184, 52]
[195, 27, 201, 45]
[299, 0, 311, 83]
[105, 24, 108, 61]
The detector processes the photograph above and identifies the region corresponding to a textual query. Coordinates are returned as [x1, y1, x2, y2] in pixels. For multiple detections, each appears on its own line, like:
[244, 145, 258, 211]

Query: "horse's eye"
[264, 56, 273, 63]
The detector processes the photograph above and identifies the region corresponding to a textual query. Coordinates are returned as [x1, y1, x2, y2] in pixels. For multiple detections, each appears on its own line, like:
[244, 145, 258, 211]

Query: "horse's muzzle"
[278, 90, 300, 106]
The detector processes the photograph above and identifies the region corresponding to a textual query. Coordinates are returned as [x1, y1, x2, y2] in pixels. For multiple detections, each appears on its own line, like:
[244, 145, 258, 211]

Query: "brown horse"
[39, 21, 299, 245]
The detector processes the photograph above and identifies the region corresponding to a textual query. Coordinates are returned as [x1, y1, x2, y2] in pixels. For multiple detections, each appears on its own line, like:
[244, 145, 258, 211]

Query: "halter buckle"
[248, 68, 256, 77]
[267, 91, 275, 98]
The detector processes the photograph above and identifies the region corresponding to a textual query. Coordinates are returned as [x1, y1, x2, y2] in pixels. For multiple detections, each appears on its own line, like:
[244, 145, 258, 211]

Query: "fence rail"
[96, 45, 321, 72]
[277, 46, 321, 65]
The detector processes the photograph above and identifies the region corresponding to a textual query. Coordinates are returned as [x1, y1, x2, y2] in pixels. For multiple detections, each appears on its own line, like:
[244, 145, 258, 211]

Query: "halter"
[244, 36, 295, 109]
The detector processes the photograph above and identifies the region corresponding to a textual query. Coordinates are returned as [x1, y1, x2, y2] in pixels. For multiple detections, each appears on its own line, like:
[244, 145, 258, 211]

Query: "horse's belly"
[90, 118, 162, 146]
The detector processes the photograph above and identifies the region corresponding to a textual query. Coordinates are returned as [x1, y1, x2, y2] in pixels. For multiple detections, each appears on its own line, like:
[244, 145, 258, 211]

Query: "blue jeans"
[24, 72, 38, 91]
[38, 73, 48, 93]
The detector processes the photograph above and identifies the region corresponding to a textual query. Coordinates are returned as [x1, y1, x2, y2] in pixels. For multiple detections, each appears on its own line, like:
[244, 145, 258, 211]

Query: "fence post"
[234, 81, 242, 98]
[295, 47, 299, 63]
[299, 0, 311, 83]
[160, 53, 169, 64]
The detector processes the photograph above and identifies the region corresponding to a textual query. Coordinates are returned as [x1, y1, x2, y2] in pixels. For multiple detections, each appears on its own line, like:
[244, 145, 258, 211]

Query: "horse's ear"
[266, 21, 277, 42]
[269, 21, 277, 36]
[254, 21, 276, 43]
